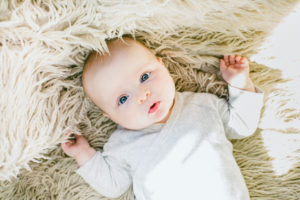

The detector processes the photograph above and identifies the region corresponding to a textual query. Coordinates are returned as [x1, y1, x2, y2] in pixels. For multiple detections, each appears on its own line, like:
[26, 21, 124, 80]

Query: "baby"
[61, 37, 264, 200]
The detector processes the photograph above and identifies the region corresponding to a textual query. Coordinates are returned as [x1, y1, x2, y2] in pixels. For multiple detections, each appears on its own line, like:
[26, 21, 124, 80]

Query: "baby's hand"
[220, 55, 255, 92]
[61, 131, 96, 166]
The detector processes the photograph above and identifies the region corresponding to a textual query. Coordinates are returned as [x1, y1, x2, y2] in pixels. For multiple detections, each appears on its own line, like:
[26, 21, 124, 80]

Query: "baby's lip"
[148, 101, 160, 114]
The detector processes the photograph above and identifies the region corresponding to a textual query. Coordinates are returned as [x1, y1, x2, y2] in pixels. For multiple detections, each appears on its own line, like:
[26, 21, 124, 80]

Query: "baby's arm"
[219, 55, 264, 139]
[61, 131, 132, 198]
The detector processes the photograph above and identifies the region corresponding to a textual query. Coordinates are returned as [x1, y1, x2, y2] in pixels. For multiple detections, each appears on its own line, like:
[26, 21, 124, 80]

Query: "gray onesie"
[77, 86, 264, 200]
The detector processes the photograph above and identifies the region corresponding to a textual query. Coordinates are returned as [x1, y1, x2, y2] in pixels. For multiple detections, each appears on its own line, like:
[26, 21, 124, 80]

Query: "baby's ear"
[156, 57, 163, 63]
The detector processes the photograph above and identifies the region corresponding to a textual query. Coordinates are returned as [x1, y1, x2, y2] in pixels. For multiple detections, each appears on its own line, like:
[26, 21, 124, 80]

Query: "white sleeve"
[76, 147, 132, 198]
[218, 85, 264, 139]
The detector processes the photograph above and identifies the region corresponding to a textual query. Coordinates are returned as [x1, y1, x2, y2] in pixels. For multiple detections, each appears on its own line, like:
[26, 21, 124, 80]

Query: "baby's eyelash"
[118, 95, 129, 105]
[141, 72, 150, 83]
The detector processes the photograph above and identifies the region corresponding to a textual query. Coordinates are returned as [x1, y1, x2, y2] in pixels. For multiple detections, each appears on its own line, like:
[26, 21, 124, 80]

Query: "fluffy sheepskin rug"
[1, 0, 300, 199]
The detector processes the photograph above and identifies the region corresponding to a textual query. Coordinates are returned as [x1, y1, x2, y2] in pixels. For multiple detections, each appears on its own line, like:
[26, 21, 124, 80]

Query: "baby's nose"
[137, 88, 151, 104]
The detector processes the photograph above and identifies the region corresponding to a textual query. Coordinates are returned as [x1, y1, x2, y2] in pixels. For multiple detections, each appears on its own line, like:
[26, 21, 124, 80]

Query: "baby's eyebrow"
[138, 60, 154, 70]
[137, 64, 155, 75]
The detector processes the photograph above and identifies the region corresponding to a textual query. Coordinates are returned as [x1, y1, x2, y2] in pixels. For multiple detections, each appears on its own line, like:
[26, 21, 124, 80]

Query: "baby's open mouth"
[149, 101, 160, 114]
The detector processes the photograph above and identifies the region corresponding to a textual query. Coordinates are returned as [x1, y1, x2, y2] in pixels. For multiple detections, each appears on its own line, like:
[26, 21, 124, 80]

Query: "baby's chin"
[122, 121, 156, 130]
[120, 118, 162, 130]
[122, 124, 150, 131]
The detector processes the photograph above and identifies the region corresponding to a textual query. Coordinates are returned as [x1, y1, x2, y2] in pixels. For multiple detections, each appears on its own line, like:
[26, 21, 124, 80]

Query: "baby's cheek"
[116, 109, 145, 129]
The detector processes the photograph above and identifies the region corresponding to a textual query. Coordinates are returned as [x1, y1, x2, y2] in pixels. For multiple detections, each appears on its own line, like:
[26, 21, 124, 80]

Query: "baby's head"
[82, 38, 175, 130]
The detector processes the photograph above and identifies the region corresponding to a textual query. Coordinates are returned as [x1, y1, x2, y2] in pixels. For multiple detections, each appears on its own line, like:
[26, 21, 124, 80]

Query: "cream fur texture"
[1, 0, 300, 199]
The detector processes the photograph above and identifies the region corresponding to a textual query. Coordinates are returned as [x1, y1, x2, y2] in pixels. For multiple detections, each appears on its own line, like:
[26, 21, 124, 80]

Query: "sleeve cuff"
[228, 85, 264, 110]
[229, 85, 263, 95]
[76, 151, 101, 177]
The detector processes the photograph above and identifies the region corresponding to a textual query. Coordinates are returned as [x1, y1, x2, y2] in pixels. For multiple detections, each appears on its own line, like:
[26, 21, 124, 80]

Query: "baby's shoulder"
[103, 128, 126, 149]
[106, 127, 128, 143]
[104, 126, 139, 149]
[179, 91, 222, 107]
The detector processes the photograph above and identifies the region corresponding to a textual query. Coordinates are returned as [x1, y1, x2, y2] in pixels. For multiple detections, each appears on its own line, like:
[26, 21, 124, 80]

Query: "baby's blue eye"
[141, 73, 150, 83]
[119, 95, 128, 105]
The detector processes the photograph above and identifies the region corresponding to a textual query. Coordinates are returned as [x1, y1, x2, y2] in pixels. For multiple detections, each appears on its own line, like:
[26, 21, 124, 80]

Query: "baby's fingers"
[229, 55, 236, 65]
[63, 129, 76, 140]
[61, 141, 78, 157]
[224, 55, 229, 66]
[61, 141, 72, 153]
[233, 63, 248, 69]
[61, 141, 71, 148]
[235, 55, 241, 63]
[240, 57, 249, 65]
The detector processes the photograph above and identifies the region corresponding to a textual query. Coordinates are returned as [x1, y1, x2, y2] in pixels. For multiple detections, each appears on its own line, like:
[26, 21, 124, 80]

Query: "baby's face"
[83, 39, 175, 130]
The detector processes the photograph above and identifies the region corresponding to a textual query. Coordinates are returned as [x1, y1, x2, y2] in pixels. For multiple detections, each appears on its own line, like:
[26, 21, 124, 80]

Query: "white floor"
[251, 3, 300, 79]
[251, 3, 300, 176]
